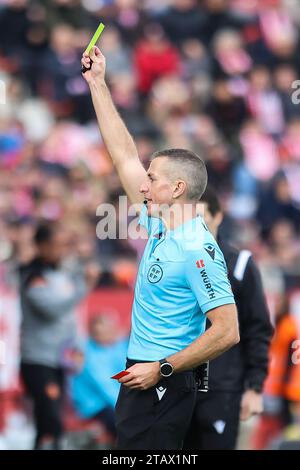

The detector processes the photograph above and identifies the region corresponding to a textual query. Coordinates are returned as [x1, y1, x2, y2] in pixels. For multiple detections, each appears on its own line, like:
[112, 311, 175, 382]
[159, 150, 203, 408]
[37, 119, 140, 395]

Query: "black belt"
[126, 358, 153, 366]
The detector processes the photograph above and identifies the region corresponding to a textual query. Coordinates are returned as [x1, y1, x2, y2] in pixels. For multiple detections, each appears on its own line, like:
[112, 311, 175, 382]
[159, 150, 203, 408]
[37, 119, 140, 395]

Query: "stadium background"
[0, 0, 300, 449]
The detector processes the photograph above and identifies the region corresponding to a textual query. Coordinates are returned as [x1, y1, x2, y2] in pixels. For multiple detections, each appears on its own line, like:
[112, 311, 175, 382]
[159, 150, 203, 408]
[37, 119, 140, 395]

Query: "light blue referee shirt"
[127, 205, 235, 361]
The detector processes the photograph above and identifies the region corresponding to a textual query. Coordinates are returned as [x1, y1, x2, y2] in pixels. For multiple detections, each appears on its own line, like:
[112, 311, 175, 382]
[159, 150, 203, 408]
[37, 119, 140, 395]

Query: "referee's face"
[140, 157, 176, 217]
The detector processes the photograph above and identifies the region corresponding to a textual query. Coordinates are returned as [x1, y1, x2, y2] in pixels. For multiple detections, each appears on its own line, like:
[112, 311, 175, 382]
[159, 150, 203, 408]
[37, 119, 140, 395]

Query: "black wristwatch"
[159, 358, 174, 377]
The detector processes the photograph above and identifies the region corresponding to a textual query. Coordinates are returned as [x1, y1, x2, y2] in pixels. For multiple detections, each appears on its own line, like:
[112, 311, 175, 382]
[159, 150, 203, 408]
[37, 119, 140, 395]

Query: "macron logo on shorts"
[156, 386, 167, 401]
[213, 420, 226, 434]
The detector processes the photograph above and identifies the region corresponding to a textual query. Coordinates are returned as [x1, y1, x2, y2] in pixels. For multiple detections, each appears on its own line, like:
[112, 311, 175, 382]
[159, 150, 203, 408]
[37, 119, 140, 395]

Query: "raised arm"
[81, 46, 147, 205]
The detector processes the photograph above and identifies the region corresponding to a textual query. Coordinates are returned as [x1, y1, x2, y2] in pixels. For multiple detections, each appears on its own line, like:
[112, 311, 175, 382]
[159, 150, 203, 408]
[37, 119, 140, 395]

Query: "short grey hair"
[151, 148, 208, 201]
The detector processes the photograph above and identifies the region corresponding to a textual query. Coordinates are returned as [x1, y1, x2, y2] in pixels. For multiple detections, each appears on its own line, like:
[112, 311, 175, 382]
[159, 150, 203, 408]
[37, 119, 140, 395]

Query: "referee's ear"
[172, 180, 186, 199]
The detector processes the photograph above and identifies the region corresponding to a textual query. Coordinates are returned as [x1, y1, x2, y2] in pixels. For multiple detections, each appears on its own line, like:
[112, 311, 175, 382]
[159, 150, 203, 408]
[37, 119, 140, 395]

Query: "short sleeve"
[185, 243, 235, 314]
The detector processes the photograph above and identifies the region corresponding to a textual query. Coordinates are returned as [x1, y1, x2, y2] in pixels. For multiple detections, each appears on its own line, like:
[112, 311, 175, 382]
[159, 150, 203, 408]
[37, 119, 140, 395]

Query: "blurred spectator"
[268, 220, 300, 290]
[239, 120, 280, 183]
[43, 0, 94, 30]
[212, 29, 253, 78]
[274, 64, 300, 122]
[70, 314, 128, 441]
[256, 171, 300, 238]
[251, 290, 300, 449]
[19, 223, 98, 449]
[202, 0, 242, 46]
[113, 0, 150, 47]
[0, 0, 30, 62]
[148, 77, 191, 130]
[40, 23, 84, 117]
[100, 26, 132, 77]
[258, 4, 299, 67]
[157, 0, 206, 45]
[133, 22, 181, 95]
[280, 118, 300, 163]
[246, 65, 285, 136]
[206, 79, 248, 137]
[181, 39, 211, 80]
[204, 141, 235, 194]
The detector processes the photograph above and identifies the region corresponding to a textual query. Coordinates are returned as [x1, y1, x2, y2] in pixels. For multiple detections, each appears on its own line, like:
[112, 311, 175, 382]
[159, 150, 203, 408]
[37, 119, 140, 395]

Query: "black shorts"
[115, 359, 198, 450]
[183, 391, 242, 450]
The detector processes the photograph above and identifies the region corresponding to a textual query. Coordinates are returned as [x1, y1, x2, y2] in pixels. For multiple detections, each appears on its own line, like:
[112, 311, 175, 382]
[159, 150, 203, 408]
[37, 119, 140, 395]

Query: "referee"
[81, 47, 239, 450]
[184, 187, 273, 450]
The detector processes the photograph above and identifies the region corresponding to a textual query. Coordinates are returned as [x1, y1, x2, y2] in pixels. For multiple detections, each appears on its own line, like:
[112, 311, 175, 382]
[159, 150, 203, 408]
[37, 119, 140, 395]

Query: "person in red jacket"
[133, 23, 181, 95]
[251, 290, 300, 449]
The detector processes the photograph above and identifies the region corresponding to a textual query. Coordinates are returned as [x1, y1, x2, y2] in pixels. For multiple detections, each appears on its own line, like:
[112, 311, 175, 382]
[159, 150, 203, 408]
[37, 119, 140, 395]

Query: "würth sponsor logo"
[200, 269, 215, 299]
[196, 259, 205, 269]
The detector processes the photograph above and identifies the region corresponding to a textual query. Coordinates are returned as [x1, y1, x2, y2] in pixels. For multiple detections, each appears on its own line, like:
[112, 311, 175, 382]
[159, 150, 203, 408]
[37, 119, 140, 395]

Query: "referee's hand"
[81, 46, 106, 84]
[118, 362, 161, 390]
[240, 389, 263, 420]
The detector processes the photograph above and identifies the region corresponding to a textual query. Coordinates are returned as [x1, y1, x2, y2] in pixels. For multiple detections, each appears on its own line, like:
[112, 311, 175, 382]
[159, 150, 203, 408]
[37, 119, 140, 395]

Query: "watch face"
[161, 362, 173, 377]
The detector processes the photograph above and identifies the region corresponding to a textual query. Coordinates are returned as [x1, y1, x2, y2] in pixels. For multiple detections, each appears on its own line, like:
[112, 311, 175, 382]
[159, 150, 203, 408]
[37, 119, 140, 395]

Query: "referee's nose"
[139, 180, 149, 195]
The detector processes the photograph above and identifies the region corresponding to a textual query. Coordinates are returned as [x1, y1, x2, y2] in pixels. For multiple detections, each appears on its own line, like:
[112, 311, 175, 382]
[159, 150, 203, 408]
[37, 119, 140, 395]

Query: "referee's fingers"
[90, 45, 104, 62]
[118, 372, 134, 384]
[122, 379, 139, 388]
[81, 56, 91, 69]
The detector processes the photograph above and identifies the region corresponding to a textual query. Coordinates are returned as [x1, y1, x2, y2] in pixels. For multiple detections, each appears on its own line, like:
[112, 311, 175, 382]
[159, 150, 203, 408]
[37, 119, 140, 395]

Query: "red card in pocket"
[111, 370, 130, 380]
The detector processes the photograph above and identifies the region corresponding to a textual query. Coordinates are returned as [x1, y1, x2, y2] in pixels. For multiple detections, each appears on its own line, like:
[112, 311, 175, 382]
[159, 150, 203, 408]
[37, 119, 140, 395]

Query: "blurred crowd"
[1, 0, 300, 449]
